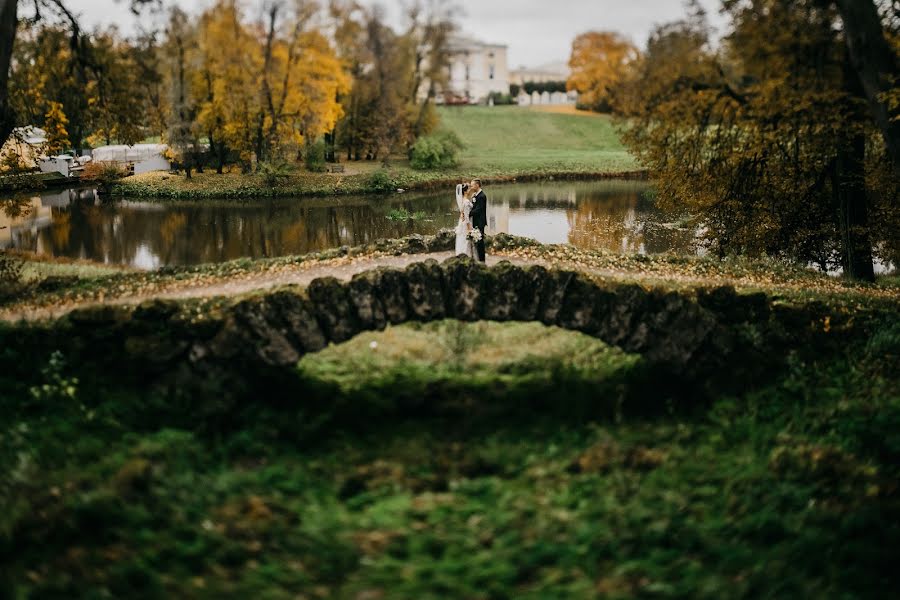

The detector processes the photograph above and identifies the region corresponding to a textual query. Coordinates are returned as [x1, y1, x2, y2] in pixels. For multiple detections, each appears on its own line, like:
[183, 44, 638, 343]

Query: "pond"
[1, 180, 696, 269]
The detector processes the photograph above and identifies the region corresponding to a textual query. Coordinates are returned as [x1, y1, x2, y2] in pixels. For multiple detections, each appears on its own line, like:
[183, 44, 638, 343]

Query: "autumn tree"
[614, 0, 898, 279]
[567, 31, 639, 113]
[86, 28, 146, 146]
[333, 3, 455, 163]
[185, 0, 347, 171]
[0, 0, 160, 146]
[401, 0, 455, 138]
[163, 6, 201, 178]
[43, 100, 69, 154]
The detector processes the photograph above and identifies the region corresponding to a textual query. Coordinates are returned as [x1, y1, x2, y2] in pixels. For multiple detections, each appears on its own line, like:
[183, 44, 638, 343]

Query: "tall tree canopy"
[614, 0, 899, 279]
[567, 31, 639, 113]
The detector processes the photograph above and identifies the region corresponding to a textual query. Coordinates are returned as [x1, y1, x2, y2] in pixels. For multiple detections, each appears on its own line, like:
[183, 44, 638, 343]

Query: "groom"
[469, 178, 487, 263]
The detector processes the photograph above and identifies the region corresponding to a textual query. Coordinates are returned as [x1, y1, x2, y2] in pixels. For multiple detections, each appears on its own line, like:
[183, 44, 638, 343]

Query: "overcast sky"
[64, 0, 726, 68]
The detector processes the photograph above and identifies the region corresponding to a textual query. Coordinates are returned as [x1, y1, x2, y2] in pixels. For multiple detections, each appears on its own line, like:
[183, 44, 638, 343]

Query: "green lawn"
[437, 106, 637, 173]
[109, 107, 640, 200]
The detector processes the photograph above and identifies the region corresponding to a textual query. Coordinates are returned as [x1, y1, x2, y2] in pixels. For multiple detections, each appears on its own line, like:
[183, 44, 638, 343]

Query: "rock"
[400, 234, 427, 254]
[482, 261, 544, 322]
[262, 290, 327, 353]
[595, 283, 647, 347]
[556, 273, 602, 333]
[442, 256, 491, 321]
[628, 290, 718, 368]
[405, 260, 446, 320]
[210, 297, 301, 367]
[426, 229, 456, 252]
[377, 269, 410, 325]
[307, 277, 360, 344]
[348, 270, 388, 331]
[697, 286, 770, 324]
[537, 269, 576, 325]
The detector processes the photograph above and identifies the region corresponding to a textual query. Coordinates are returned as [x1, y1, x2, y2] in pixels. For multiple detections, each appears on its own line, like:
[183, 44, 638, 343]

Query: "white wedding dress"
[454, 184, 476, 259]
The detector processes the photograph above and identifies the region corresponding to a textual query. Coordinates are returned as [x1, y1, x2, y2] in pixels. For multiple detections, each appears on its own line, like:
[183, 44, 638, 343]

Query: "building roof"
[447, 34, 507, 52]
[10, 126, 47, 146]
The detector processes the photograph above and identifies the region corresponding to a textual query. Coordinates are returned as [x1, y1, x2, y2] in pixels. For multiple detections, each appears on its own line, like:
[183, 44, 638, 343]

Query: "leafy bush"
[305, 139, 327, 173]
[29, 351, 79, 404]
[409, 130, 464, 170]
[487, 92, 515, 105]
[81, 161, 127, 191]
[257, 160, 295, 186]
[0, 253, 25, 301]
[366, 169, 397, 193]
[386, 208, 426, 221]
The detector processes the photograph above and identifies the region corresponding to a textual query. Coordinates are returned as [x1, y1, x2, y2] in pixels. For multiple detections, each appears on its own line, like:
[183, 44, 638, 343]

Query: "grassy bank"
[108, 107, 641, 200]
[1, 317, 898, 598]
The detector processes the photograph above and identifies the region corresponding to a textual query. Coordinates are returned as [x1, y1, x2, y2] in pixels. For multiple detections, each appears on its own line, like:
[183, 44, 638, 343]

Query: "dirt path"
[1, 253, 558, 323]
[5, 249, 888, 324]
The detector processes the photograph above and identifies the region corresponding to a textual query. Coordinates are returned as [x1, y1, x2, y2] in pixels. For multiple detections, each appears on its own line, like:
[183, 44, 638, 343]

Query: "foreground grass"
[109, 107, 640, 200]
[1, 319, 898, 598]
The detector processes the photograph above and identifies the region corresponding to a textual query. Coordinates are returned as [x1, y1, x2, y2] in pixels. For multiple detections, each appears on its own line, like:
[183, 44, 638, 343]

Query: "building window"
[465, 65, 470, 81]
[489, 64, 495, 80]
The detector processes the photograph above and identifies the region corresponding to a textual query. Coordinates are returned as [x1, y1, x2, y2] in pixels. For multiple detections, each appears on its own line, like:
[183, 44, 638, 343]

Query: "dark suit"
[470, 190, 487, 262]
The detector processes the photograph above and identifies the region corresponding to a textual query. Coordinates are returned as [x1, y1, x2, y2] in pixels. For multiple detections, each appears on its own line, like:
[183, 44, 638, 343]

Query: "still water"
[1, 180, 697, 269]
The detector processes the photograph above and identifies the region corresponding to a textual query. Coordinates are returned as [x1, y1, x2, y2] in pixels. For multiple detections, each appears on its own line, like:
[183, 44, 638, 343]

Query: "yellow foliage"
[567, 31, 640, 112]
[189, 0, 349, 166]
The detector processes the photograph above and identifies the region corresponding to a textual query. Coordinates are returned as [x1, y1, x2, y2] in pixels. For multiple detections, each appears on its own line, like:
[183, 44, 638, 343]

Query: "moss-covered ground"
[1, 316, 898, 598]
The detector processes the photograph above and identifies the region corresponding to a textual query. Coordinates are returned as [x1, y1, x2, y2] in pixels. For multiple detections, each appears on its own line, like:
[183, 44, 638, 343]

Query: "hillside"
[437, 106, 637, 174]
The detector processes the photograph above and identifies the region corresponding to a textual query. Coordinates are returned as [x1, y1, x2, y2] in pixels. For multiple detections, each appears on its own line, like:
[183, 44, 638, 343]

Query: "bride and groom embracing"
[455, 178, 487, 263]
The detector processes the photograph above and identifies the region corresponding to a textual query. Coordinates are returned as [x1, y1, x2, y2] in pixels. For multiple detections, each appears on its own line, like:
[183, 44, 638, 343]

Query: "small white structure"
[92, 144, 170, 174]
[38, 154, 75, 177]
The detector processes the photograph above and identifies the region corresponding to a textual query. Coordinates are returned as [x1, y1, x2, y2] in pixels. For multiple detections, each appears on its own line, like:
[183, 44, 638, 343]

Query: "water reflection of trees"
[14, 196, 457, 267]
[6, 181, 701, 267]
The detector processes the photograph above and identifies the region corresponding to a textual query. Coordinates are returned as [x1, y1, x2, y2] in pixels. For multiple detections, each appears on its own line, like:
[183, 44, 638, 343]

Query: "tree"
[163, 6, 200, 178]
[43, 100, 69, 154]
[567, 31, 639, 112]
[614, 0, 897, 280]
[834, 0, 900, 177]
[86, 28, 146, 146]
[0, 0, 160, 145]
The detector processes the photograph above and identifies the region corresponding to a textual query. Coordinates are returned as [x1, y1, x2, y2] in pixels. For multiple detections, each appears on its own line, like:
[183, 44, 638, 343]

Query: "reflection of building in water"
[0, 196, 52, 249]
[486, 201, 509, 236]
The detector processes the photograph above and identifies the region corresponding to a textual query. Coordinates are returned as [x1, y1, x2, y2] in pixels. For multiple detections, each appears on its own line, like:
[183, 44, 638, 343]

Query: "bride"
[455, 183, 477, 258]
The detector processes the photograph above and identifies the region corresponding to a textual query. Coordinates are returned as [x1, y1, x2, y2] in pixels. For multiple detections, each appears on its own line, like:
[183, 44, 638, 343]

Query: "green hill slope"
[437, 106, 638, 173]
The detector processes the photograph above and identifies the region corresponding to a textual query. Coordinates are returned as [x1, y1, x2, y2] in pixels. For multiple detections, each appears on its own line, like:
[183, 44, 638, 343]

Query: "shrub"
[367, 169, 397, 193]
[0, 253, 25, 301]
[386, 208, 426, 221]
[81, 161, 127, 191]
[257, 160, 295, 186]
[487, 92, 515, 106]
[409, 130, 464, 170]
[305, 139, 327, 173]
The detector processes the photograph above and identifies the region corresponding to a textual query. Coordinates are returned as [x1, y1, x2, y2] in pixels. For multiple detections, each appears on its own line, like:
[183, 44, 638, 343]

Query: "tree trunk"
[835, 130, 875, 281]
[834, 0, 900, 178]
[0, 0, 16, 146]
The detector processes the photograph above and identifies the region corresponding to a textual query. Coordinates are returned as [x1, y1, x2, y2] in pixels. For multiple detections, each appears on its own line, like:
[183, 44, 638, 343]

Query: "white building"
[510, 61, 571, 86]
[92, 144, 170, 174]
[439, 35, 509, 104]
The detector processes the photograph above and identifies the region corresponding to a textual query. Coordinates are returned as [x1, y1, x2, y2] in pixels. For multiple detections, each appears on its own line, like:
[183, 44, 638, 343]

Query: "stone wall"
[8, 255, 858, 402]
